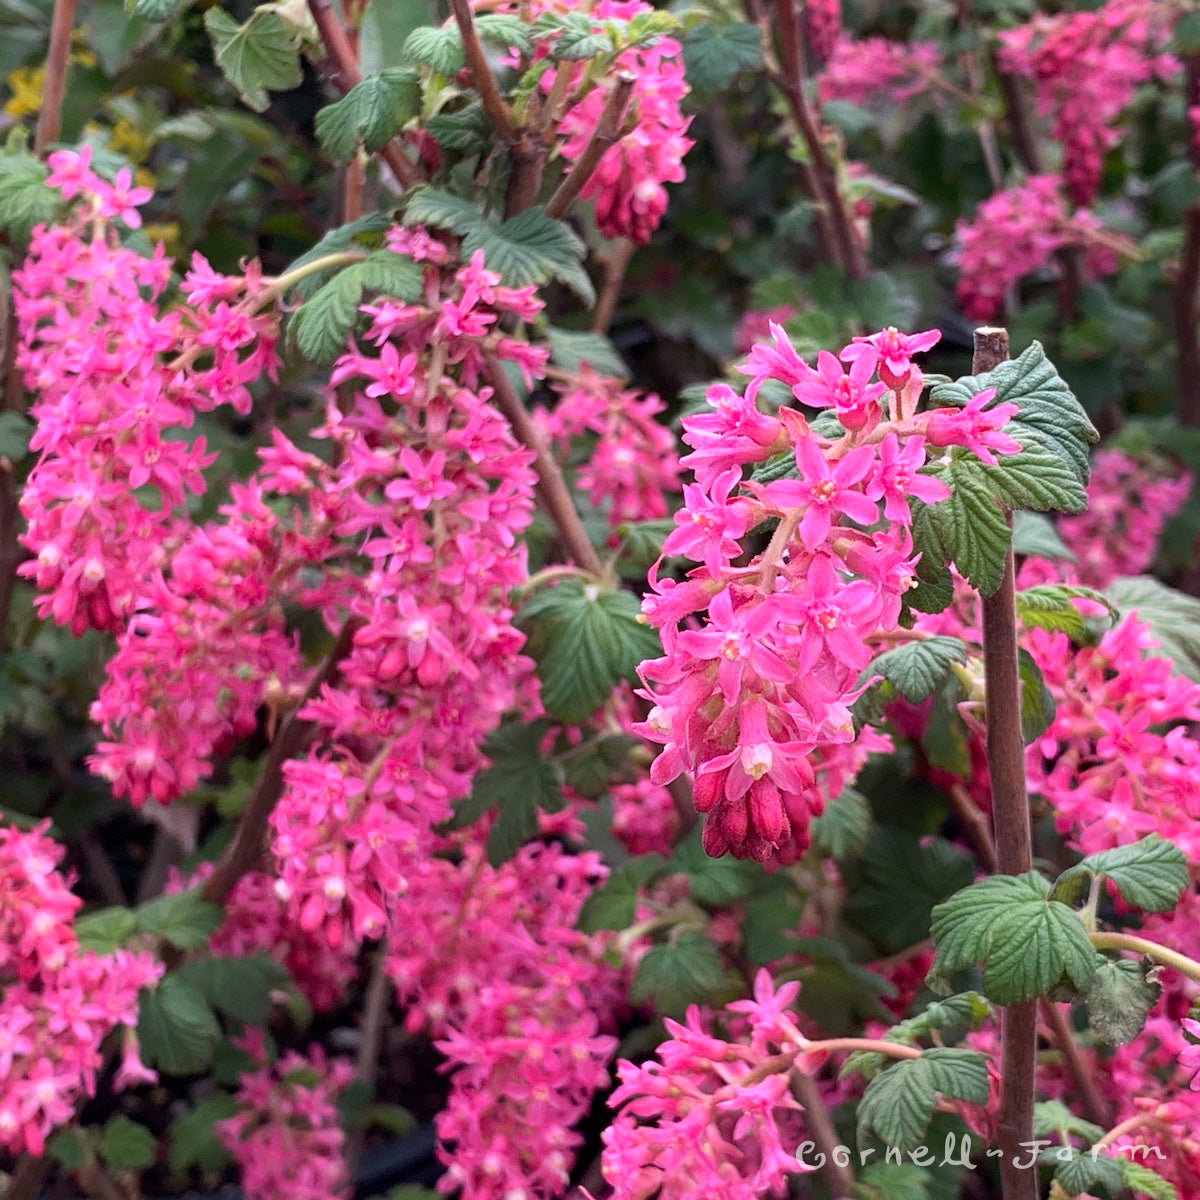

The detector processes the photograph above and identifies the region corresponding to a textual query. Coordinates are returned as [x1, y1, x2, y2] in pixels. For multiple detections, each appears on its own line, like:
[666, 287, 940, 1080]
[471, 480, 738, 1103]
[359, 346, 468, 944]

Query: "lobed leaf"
[316, 70, 421, 157]
[204, 8, 303, 113]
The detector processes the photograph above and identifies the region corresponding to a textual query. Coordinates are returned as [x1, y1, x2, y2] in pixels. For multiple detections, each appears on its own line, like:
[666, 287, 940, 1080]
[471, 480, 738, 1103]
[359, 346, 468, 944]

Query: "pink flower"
[866, 433, 950, 519]
[926, 389, 1022, 466]
[792, 348, 888, 431]
[761, 439, 878, 549]
[844, 326, 941, 389]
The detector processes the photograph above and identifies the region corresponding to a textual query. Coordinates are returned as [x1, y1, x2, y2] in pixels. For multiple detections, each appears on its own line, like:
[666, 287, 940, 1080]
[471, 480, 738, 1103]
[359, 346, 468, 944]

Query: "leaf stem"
[202, 617, 359, 906]
[482, 351, 603, 575]
[1090, 932, 1200, 985]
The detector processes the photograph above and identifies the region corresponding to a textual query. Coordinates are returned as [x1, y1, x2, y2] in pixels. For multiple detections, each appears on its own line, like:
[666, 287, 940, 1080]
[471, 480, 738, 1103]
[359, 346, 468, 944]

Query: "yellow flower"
[110, 118, 153, 162]
[141, 222, 182, 256]
[3, 65, 44, 119]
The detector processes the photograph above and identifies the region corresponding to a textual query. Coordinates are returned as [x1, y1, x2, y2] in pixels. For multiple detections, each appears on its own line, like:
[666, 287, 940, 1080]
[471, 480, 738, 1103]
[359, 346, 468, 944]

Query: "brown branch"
[449, 0, 518, 143]
[546, 73, 636, 219]
[344, 940, 393, 1180]
[947, 782, 998, 873]
[306, 0, 419, 190]
[591, 236, 634, 333]
[770, 0, 867, 279]
[1175, 53, 1200, 427]
[202, 618, 359, 907]
[34, 0, 77, 153]
[1039, 1000, 1113, 1129]
[482, 351, 603, 575]
[4, 1153, 51, 1200]
[995, 66, 1043, 175]
[974, 327, 1037, 1200]
[793, 1071, 855, 1199]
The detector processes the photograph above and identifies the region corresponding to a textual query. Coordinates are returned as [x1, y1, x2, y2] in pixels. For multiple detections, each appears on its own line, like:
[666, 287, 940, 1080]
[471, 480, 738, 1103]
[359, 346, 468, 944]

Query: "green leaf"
[1085, 958, 1160, 1045]
[1051, 835, 1189, 913]
[1017, 647, 1056, 743]
[562, 732, 639, 798]
[290, 251, 422, 364]
[616, 518, 675, 569]
[862, 636, 968, 704]
[47, 1129, 90, 1171]
[134, 888, 223, 951]
[532, 11, 611, 59]
[810, 785, 872, 861]
[577, 856, 667, 932]
[174, 954, 289, 1025]
[921, 678, 972, 778]
[1032, 1099, 1104, 1143]
[168, 1094, 238, 1175]
[0, 412, 32, 461]
[133, 0, 187, 19]
[915, 457, 1012, 595]
[204, 8, 303, 113]
[983, 442, 1088, 513]
[403, 188, 593, 302]
[426, 101, 491, 153]
[841, 992, 992, 1079]
[468, 206, 592, 302]
[285, 212, 392, 298]
[1011, 511, 1075, 562]
[316, 69, 421, 157]
[475, 12, 533, 53]
[546, 327, 628, 379]
[1015, 584, 1114, 641]
[855, 1162, 934, 1200]
[930, 341, 1098, 492]
[138, 974, 222, 1076]
[741, 874, 807, 965]
[486, 792, 538, 867]
[930, 873, 1099, 1005]
[844, 828, 975, 953]
[857, 1049, 990, 1151]
[670, 831, 760, 905]
[630, 929, 728, 1017]
[681, 21, 763, 95]
[453, 719, 564, 824]
[1053, 1149, 1125, 1198]
[75, 906, 138, 954]
[1122, 1160, 1179, 1200]
[0, 152, 57, 238]
[101, 1116, 157, 1171]
[1104, 576, 1200, 682]
[517, 580, 660, 724]
[402, 24, 465, 74]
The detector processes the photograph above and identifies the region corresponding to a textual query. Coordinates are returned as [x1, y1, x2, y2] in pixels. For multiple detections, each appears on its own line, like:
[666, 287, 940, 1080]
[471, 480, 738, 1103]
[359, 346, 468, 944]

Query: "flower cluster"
[262, 233, 543, 950]
[1052, 448, 1192, 587]
[385, 843, 621, 1200]
[540, 367, 680, 531]
[998, 0, 1178, 206]
[1025, 616, 1200, 862]
[602, 970, 817, 1200]
[636, 323, 1023, 860]
[817, 36, 940, 107]
[953, 175, 1119, 320]
[13, 149, 279, 636]
[805, 0, 841, 64]
[0, 823, 161, 1155]
[217, 1038, 355, 1200]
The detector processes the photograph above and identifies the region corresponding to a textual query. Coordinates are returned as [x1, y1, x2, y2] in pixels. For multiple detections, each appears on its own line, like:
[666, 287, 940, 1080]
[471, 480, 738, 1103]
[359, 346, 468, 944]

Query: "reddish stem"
[34, 0, 77, 153]
[546, 73, 636, 219]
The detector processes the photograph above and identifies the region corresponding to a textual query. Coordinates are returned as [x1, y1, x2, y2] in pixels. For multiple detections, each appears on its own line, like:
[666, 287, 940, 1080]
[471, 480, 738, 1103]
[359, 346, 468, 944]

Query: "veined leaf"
[204, 8, 303, 113]
[316, 70, 421, 157]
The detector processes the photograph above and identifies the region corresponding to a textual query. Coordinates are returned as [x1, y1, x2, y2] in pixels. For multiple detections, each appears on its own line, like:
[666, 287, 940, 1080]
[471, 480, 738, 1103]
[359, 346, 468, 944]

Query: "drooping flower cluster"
[953, 175, 1121, 320]
[998, 0, 1178, 205]
[817, 36, 940, 107]
[13, 149, 279, 636]
[547, 0, 691, 242]
[1051, 448, 1192, 587]
[805, 0, 841, 64]
[602, 970, 817, 1200]
[385, 843, 621, 1200]
[0, 823, 162, 1155]
[261, 231, 543, 950]
[540, 367, 680, 531]
[636, 324, 1024, 860]
[1025, 616, 1200, 861]
[217, 1037, 355, 1200]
